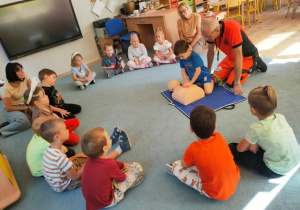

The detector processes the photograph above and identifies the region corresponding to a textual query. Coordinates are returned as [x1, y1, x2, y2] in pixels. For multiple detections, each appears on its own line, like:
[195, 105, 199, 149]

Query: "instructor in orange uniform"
[201, 18, 267, 95]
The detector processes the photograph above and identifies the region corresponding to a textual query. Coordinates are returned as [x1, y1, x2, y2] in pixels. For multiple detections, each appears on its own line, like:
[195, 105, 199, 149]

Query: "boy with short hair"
[39, 68, 81, 119]
[81, 127, 143, 209]
[174, 39, 214, 94]
[165, 105, 240, 201]
[26, 116, 75, 177]
[40, 118, 86, 192]
[40, 118, 131, 192]
[101, 43, 125, 78]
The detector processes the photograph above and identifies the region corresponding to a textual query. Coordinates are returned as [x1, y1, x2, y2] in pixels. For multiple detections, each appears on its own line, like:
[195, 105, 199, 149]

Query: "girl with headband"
[23, 81, 80, 146]
[70, 52, 96, 90]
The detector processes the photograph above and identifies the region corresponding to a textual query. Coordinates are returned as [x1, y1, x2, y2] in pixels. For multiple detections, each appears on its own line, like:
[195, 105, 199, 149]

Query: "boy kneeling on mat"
[174, 40, 214, 94]
[165, 105, 240, 201]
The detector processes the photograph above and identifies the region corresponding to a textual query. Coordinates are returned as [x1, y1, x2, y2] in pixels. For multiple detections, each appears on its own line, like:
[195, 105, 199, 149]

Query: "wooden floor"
[203, 2, 300, 61]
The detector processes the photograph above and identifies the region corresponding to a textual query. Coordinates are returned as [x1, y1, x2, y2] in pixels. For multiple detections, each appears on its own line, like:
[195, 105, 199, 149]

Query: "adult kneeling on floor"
[201, 18, 267, 95]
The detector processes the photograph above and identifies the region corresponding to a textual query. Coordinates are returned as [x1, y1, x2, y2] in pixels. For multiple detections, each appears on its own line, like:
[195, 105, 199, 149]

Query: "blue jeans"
[2, 104, 31, 137]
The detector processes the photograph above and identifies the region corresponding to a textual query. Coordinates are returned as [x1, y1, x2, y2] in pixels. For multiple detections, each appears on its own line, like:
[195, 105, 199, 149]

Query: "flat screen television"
[0, 0, 83, 61]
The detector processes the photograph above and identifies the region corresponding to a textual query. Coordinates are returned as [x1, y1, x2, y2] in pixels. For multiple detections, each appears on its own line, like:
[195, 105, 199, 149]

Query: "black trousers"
[54, 103, 81, 119]
[228, 143, 282, 178]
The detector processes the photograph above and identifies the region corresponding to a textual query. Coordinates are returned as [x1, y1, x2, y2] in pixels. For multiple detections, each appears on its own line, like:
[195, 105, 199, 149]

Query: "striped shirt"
[42, 147, 72, 192]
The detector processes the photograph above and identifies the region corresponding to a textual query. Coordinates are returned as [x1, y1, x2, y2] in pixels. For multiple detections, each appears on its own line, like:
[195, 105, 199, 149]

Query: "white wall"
[0, 0, 127, 79]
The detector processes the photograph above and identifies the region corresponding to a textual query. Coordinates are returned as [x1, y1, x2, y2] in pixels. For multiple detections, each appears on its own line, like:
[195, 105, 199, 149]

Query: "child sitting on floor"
[174, 39, 214, 94]
[71, 52, 96, 90]
[153, 27, 176, 66]
[229, 86, 300, 177]
[102, 43, 125, 78]
[40, 118, 87, 192]
[26, 116, 75, 177]
[24, 86, 80, 145]
[127, 33, 153, 71]
[165, 105, 240, 201]
[39, 68, 81, 119]
[81, 127, 143, 209]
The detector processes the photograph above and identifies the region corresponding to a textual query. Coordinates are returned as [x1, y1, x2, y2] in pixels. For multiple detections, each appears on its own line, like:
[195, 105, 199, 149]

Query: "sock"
[115, 146, 122, 155]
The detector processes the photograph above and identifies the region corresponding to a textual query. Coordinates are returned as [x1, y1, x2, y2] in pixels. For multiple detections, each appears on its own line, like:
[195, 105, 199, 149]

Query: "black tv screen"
[0, 0, 83, 60]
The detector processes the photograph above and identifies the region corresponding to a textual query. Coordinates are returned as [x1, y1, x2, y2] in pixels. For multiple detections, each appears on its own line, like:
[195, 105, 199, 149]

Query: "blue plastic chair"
[105, 18, 140, 57]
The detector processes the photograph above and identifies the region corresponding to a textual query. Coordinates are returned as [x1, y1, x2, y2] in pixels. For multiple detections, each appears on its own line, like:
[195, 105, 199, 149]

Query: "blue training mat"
[161, 85, 246, 118]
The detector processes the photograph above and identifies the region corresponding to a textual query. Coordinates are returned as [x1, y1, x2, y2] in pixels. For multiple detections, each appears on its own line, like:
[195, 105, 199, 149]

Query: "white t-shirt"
[153, 40, 172, 55]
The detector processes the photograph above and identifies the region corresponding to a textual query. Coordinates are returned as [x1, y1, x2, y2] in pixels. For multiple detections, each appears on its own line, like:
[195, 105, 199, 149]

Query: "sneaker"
[119, 129, 132, 153]
[211, 73, 223, 86]
[107, 73, 114, 78]
[80, 85, 86, 90]
[145, 62, 153, 68]
[171, 59, 176, 64]
[131, 174, 144, 188]
[110, 126, 122, 145]
[256, 57, 267, 72]
[90, 79, 95, 84]
[156, 62, 160, 66]
[164, 163, 174, 176]
[121, 68, 125, 73]
[129, 67, 134, 71]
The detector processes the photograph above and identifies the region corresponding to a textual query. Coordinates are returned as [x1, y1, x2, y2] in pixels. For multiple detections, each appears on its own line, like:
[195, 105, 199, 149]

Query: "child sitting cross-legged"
[81, 127, 144, 209]
[174, 39, 214, 94]
[127, 33, 153, 71]
[165, 105, 240, 201]
[102, 43, 125, 78]
[71, 52, 96, 90]
[40, 118, 87, 192]
[39, 68, 81, 119]
[40, 119, 129, 192]
[153, 27, 176, 66]
[26, 116, 76, 177]
[229, 86, 300, 177]
[24, 86, 80, 145]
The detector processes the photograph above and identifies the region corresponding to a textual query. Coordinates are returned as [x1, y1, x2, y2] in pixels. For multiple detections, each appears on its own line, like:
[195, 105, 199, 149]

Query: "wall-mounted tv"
[0, 0, 83, 61]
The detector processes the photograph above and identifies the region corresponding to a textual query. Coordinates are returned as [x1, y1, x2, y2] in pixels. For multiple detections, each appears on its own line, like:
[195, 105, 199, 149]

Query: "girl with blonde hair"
[153, 27, 176, 65]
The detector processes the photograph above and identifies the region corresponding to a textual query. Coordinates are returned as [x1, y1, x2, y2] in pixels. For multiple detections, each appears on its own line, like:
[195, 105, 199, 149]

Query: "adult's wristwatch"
[234, 82, 240, 86]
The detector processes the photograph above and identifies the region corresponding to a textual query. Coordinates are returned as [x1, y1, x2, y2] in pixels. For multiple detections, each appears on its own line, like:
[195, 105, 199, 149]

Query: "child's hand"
[121, 163, 131, 173]
[182, 81, 192, 88]
[59, 109, 70, 118]
[83, 77, 89, 82]
[134, 58, 139, 66]
[121, 61, 125, 69]
[61, 145, 68, 153]
[124, 163, 130, 168]
[157, 55, 165, 60]
[249, 143, 259, 154]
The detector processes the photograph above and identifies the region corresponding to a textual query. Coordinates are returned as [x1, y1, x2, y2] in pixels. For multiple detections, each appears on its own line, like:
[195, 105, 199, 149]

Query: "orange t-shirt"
[208, 20, 257, 60]
[183, 133, 240, 200]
